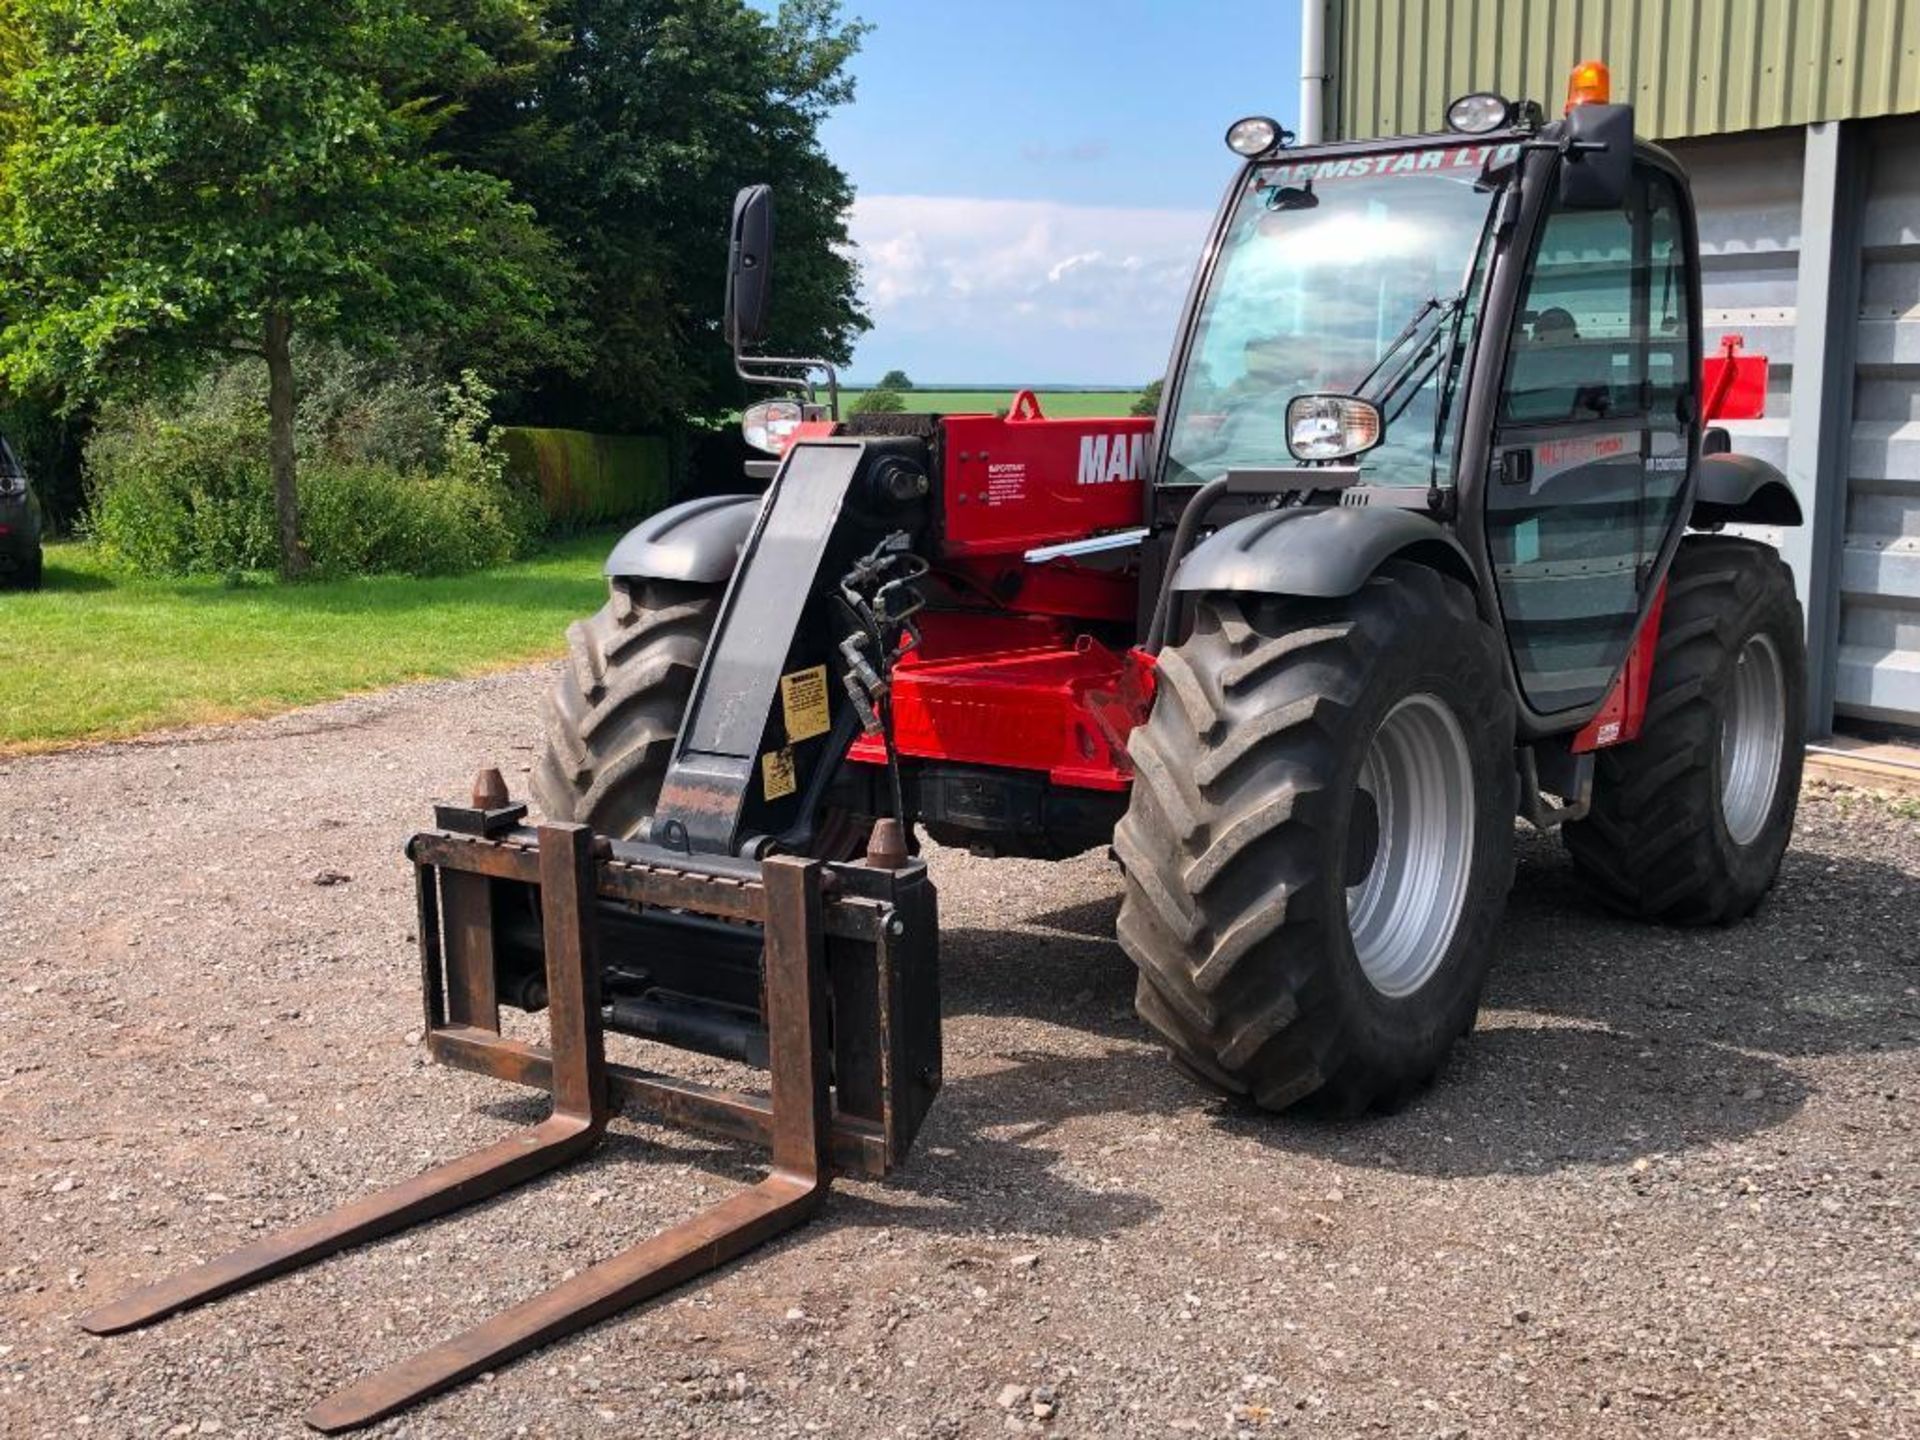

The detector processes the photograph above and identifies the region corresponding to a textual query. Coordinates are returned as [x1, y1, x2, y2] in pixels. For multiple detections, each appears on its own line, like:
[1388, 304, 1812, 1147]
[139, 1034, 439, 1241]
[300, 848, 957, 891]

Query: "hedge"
[499, 427, 671, 527]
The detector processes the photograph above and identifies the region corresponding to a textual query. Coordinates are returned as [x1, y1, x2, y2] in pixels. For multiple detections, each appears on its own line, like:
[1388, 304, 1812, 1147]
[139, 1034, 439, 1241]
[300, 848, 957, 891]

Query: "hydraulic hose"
[1144, 473, 1234, 653]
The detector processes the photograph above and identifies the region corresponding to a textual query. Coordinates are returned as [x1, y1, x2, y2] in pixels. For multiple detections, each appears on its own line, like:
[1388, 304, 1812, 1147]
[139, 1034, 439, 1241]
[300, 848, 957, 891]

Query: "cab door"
[1484, 163, 1696, 716]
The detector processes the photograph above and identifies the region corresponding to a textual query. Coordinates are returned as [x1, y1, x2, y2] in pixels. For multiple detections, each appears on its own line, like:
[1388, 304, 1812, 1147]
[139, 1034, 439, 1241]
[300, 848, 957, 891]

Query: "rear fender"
[604, 494, 759, 583]
[1690, 452, 1803, 528]
[1171, 504, 1474, 600]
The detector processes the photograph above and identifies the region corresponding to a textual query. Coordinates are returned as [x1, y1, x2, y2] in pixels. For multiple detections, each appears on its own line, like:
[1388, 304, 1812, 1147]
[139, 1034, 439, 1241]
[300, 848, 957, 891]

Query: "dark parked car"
[0, 434, 44, 590]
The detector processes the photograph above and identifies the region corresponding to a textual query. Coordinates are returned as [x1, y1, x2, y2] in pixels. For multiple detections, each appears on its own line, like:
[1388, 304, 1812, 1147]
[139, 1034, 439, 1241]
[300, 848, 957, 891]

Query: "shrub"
[300, 462, 524, 576]
[85, 359, 542, 578]
[85, 401, 277, 575]
[851, 384, 905, 415]
[295, 345, 445, 472]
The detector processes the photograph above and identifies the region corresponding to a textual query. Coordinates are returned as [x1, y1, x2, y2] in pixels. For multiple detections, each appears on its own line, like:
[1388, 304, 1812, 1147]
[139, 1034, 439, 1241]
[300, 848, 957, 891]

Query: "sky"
[815, 1, 1303, 385]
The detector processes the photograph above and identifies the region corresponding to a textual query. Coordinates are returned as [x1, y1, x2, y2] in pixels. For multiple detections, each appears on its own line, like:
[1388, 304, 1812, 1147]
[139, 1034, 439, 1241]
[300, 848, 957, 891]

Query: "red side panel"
[938, 404, 1151, 559]
[846, 613, 1155, 790]
[1573, 582, 1667, 752]
[840, 397, 1158, 789]
[931, 398, 1151, 622]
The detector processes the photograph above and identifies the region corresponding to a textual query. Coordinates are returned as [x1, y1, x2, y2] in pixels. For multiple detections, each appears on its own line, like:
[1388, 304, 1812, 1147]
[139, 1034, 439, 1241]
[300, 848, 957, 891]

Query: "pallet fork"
[82, 775, 940, 1432]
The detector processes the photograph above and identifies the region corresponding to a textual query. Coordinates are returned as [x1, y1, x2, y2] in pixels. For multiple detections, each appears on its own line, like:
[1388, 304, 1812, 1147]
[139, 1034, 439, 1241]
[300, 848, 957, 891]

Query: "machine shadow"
[473, 911, 1173, 1244]
[1491, 827, 1920, 1060]
[931, 825, 1918, 1180]
[479, 823, 1913, 1201]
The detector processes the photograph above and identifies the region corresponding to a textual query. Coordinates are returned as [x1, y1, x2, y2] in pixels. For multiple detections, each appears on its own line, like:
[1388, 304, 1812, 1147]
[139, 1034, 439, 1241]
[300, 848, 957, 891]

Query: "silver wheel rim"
[1720, 631, 1786, 846]
[1346, 694, 1476, 998]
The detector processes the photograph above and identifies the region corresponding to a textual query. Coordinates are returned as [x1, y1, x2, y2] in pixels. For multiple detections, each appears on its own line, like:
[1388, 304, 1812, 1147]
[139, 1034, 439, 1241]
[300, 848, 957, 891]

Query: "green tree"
[0, 0, 575, 577]
[0, 1, 31, 146]
[877, 368, 913, 392]
[483, 0, 869, 431]
[1131, 377, 1164, 418]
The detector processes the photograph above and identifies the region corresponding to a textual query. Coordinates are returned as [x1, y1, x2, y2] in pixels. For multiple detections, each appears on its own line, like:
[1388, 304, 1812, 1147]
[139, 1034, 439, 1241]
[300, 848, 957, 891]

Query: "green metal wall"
[1330, 0, 1920, 142]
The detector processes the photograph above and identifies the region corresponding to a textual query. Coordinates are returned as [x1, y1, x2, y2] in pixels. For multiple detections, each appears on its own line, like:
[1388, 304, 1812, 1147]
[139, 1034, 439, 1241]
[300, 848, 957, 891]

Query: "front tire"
[1565, 537, 1805, 923]
[531, 578, 719, 837]
[1117, 563, 1517, 1114]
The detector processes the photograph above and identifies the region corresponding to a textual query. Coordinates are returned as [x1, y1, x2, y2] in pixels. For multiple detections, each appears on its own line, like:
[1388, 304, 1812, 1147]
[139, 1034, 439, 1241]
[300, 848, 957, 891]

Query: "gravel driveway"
[2, 667, 1916, 1439]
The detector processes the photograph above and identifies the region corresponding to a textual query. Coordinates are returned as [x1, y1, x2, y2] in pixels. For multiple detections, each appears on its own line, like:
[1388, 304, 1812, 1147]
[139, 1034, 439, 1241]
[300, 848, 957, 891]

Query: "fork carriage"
[83, 792, 940, 1432]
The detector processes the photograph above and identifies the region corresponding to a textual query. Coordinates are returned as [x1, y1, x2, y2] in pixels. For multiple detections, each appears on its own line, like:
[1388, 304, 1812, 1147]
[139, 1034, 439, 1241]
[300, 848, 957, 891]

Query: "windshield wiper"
[1352, 295, 1454, 401]
[1350, 294, 1464, 420]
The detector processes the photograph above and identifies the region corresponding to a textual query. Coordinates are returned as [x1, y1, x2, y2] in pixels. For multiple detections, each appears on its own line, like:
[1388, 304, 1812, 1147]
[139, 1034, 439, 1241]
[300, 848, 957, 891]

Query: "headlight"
[1445, 92, 1512, 134]
[1225, 116, 1284, 157]
[1286, 395, 1383, 461]
[742, 399, 803, 455]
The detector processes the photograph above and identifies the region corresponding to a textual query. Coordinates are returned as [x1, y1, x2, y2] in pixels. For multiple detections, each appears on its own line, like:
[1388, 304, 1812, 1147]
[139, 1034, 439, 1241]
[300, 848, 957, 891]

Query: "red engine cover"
[937, 391, 1152, 559]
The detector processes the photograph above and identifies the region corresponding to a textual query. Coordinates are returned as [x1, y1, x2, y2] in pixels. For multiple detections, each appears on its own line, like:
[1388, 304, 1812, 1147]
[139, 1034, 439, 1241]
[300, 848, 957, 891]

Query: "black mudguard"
[1172, 504, 1474, 600]
[1690, 453, 1803, 528]
[604, 493, 760, 583]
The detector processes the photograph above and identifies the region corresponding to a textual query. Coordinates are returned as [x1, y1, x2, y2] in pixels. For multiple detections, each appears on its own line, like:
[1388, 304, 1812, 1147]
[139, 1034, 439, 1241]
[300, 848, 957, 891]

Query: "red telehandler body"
[85, 63, 1803, 1431]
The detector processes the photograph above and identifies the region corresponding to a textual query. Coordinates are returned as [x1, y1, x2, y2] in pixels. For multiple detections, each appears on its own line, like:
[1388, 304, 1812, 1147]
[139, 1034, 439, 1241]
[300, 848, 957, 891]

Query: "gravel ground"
[2, 667, 1917, 1440]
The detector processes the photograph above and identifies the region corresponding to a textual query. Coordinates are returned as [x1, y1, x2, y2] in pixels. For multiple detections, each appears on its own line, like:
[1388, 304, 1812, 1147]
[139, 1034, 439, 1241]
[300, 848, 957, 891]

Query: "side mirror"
[1558, 102, 1633, 209]
[724, 184, 775, 350]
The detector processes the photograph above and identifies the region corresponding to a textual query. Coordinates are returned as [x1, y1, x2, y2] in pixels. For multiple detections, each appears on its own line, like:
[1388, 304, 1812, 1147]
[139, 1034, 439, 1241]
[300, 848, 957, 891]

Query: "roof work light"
[1445, 92, 1512, 134]
[1565, 59, 1611, 112]
[1225, 116, 1290, 157]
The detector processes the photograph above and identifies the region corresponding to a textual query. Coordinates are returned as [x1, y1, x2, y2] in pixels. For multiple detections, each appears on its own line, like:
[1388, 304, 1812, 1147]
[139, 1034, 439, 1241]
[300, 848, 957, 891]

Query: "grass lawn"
[842, 388, 1142, 417]
[0, 534, 614, 754]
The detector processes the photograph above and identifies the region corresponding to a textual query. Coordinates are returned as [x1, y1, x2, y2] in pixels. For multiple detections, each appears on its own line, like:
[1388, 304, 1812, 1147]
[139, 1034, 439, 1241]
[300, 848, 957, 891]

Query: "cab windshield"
[1162, 144, 1508, 488]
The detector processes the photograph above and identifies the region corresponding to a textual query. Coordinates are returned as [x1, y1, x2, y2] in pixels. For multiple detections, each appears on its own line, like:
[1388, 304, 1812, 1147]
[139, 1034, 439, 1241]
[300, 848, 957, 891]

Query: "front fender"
[1172, 504, 1473, 599]
[604, 494, 760, 583]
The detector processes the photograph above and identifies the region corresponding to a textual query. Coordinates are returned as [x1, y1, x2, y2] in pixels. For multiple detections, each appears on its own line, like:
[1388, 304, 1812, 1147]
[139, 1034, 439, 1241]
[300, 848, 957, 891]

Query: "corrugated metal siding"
[1673, 117, 1920, 732]
[1842, 115, 1920, 726]
[1668, 129, 1802, 490]
[1332, 0, 1920, 143]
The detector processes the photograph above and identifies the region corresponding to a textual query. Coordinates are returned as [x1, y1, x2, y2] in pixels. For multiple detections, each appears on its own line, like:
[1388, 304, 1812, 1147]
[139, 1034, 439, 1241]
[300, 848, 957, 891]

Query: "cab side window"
[1486, 163, 1695, 716]
[1501, 207, 1639, 425]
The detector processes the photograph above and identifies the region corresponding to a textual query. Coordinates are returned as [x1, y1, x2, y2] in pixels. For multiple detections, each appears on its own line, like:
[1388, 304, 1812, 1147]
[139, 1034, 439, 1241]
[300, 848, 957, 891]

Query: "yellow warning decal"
[762, 747, 798, 801]
[779, 663, 832, 743]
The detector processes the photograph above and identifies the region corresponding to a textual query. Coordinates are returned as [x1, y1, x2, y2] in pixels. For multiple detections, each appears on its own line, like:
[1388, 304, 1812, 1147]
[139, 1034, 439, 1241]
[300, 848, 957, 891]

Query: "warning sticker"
[985, 460, 1027, 506]
[762, 747, 797, 801]
[780, 664, 832, 743]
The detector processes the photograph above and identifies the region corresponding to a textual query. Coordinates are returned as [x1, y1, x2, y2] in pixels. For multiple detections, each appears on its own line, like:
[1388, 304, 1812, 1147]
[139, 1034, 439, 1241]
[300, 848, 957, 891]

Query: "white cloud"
[845, 194, 1210, 385]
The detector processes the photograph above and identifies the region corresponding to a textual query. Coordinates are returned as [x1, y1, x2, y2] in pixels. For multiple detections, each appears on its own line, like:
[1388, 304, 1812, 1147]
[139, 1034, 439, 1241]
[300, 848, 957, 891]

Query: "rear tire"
[531, 578, 719, 838]
[1117, 563, 1517, 1114]
[1565, 537, 1805, 923]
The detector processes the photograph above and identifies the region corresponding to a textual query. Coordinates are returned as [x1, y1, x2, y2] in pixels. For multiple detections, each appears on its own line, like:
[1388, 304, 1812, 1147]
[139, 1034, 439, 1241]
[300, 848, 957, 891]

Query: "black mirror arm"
[736, 352, 842, 419]
[1521, 135, 1609, 161]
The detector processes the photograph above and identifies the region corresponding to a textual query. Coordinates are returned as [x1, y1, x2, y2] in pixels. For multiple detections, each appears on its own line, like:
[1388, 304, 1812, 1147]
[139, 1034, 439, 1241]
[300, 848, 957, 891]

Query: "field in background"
[843, 389, 1143, 417]
[0, 536, 612, 753]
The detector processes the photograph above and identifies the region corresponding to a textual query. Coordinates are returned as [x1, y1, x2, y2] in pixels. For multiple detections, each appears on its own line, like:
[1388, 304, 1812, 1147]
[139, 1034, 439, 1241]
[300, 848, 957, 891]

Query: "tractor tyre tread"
[1118, 563, 1516, 1115]
[531, 578, 720, 838]
[1564, 536, 1805, 925]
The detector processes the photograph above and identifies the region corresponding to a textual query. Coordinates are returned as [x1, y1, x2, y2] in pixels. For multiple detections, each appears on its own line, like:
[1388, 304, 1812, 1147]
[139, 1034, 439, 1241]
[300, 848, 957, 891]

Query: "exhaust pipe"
[1300, 0, 1327, 144]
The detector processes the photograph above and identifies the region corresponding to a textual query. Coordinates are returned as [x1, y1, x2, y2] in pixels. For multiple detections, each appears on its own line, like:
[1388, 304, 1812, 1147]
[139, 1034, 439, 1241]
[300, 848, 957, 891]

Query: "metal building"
[1311, 0, 1920, 737]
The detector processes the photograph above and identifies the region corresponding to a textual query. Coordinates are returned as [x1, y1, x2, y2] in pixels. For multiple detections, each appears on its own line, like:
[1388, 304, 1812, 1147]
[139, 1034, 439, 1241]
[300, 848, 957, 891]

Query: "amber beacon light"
[1564, 59, 1611, 112]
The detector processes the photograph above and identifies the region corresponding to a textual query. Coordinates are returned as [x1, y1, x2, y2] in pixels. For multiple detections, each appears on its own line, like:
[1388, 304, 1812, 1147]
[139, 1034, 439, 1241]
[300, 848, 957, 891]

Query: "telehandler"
[86, 61, 1804, 1430]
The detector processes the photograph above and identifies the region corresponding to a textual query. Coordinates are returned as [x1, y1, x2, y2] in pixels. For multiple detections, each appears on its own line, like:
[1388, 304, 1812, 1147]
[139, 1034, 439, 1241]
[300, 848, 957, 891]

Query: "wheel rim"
[1720, 631, 1786, 846]
[1346, 694, 1476, 998]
